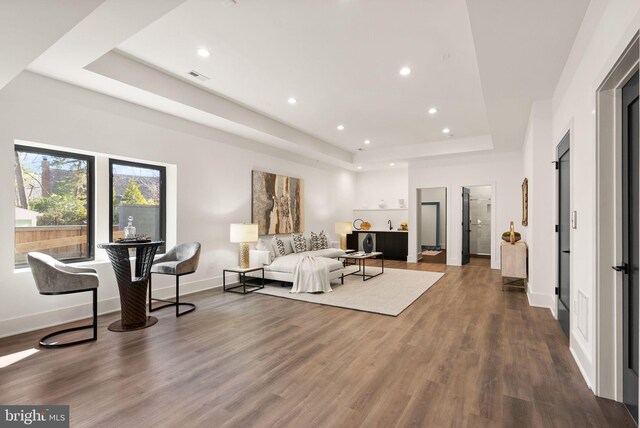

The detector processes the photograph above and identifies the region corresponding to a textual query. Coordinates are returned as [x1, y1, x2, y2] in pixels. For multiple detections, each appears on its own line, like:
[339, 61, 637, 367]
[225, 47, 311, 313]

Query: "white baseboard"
[407, 254, 419, 263]
[0, 276, 224, 339]
[570, 343, 594, 391]
[526, 289, 555, 311]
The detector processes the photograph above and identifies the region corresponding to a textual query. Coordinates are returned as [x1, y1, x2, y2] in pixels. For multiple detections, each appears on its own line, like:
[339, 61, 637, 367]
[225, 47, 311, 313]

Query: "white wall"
[521, 100, 556, 314]
[0, 72, 356, 338]
[353, 168, 408, 231]
[524, 0, 640, 391]
[420, 187, 446, 248]
[354, 168, 408, 210]
[409, 151, 524, 269]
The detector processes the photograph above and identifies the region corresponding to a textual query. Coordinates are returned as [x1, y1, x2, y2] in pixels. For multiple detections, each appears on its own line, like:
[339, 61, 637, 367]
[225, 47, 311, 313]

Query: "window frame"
[108, 158, 166, 253]
[14, 144, 95, 267]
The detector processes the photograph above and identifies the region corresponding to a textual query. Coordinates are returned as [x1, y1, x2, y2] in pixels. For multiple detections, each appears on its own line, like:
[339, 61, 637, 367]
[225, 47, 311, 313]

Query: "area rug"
[421, 250, 442, 256]
[254, 268, 444, 316]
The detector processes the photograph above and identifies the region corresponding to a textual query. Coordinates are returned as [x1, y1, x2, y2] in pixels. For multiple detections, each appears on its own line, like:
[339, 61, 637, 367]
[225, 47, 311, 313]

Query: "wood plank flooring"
[0, 263, 634, 427]
[418, 249, 447, 268]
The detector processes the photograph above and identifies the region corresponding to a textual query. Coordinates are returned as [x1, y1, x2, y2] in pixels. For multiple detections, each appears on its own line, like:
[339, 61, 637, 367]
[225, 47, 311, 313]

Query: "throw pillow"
[272, 236, 287, 257]
[318, 231, 329, 249]
[310, 231, 322, 251]
[292, 233, 308, 253]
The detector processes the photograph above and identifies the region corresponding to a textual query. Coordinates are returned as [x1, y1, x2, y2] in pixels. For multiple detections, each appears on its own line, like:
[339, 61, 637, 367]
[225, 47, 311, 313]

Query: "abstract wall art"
[252, 170, 304, 235]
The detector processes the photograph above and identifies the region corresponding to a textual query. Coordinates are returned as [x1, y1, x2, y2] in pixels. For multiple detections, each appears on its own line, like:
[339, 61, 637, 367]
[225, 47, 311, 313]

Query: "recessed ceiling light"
[197, 48, 210, 58]
[390, 162, 395, 167]
[288, 97, 297, 105]
[364, 140, 371, 145]
[399, 66, 411, 76]
[337, 124, 345, 131]
[442, 128, 451, 134]
[428, 107, 438, 114]
[357, 166, 362, 170]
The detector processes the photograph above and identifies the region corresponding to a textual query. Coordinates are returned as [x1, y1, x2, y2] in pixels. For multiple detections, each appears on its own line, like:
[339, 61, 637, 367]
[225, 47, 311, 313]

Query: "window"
[14, 145, 94, 267]
[109, 160, 166, 252]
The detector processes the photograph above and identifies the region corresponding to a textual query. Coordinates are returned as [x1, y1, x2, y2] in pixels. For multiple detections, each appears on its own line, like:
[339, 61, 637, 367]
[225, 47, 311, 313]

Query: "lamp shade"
[230, 223, 259, 243]
[335, 221, 352, 235]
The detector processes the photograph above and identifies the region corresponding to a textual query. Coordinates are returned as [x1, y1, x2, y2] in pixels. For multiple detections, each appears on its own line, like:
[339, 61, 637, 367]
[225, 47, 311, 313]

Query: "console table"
[98, 241, 164, 331]
[500, 241, 527, 291]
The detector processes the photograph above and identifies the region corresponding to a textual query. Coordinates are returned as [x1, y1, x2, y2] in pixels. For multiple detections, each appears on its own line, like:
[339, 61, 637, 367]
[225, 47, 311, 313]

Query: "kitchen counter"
[354, 229, 408, 233]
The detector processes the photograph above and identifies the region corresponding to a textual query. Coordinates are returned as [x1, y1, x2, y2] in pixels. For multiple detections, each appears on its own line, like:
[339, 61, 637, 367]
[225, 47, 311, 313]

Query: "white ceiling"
[0, 0, 105, 90]
[117, 0, 490, 152]
[8, 0, 590, 170]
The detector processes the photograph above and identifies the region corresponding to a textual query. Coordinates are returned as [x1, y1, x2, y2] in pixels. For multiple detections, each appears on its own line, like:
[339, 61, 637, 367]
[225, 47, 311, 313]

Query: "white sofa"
[248, 236, 346, 283]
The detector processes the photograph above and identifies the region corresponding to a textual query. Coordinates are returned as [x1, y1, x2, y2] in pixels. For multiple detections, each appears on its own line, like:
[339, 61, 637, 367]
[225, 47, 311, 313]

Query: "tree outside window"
[14, 146, 94, 266]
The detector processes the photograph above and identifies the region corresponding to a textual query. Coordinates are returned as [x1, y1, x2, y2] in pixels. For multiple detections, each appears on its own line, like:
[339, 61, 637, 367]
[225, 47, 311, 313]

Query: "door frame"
[420, 201, 441, 249]
[595, 33, 639, 401]
[414, 186, 451, 264]
[459, 183, 497, 268]
[462, 187, 471, 265]
[556, 132, 571, 338]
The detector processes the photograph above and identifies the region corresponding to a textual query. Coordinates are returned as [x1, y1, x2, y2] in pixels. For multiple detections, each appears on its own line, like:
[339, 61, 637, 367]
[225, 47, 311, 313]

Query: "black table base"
[340, 254, 384, 281]
[108, 316, 158, 332]
[98, 241, 163, 332]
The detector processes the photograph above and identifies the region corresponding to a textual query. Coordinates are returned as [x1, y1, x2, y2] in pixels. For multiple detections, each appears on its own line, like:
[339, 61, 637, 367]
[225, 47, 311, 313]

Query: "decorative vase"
[502, 221, 522, 244]
[378, 199, 386, 208]
[501, 232, 521, 243]
[255, 238, 267, 251]
[510, 221, 515, 244]
[363, 233, 374, 253]
[124, 216, 136, 239]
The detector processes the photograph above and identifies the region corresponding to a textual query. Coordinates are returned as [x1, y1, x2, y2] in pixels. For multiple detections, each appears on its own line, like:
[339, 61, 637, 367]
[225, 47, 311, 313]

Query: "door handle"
[612, 263, 628, 273]
[561, 250, 570, 254]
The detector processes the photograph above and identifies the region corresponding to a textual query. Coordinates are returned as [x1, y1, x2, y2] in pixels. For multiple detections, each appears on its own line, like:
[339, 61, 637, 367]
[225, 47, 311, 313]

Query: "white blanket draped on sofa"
[291, 255, 333, 293]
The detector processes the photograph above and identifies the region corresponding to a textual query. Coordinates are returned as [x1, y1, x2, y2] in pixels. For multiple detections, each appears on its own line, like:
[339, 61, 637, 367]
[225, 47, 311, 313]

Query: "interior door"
[462, 187, 470, 265]
[557, 132, 571, 338]
[620, 70, 639, 423]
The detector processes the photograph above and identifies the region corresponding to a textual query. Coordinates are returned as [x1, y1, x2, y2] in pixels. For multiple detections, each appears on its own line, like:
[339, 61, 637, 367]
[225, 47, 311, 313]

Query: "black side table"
[98, 241, 164, 331]
[223, 266, 265, 294]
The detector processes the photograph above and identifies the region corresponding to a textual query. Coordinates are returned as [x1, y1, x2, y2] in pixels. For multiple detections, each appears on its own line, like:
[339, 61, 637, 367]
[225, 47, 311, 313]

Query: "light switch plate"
[571, 211, 577, 229]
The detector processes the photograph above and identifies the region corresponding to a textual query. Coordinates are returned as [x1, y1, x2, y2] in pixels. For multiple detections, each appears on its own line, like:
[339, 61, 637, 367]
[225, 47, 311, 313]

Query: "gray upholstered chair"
[27, 252, 99, 348]
[149, 242, 201, 317]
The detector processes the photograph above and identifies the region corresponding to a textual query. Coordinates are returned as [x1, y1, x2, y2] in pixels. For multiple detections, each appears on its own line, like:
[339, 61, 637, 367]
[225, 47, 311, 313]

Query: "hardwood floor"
[0, 263, 634, 427]
[469, 255, 491, 268]
[419, 249, 447, 267]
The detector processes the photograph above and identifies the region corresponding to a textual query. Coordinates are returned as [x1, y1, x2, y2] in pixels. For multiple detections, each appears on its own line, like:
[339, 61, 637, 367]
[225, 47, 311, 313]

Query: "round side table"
[98, 241, 164, 332]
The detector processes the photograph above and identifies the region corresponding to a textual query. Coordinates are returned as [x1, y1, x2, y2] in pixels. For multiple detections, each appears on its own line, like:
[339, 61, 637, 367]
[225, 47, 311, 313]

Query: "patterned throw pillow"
[310, 231, 322, 251]
[273, 236, 287, 257]
[292, 233, 308, 253]
[318, 231, 329, 249]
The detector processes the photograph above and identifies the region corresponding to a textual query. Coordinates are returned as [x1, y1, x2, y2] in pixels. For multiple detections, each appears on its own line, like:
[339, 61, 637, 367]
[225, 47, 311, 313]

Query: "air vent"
[188, 70, 210, 82]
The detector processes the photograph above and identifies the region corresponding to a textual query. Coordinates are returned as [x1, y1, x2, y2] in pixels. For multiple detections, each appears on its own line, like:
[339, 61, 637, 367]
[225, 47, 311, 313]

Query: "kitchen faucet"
[388, 220, 393, 230]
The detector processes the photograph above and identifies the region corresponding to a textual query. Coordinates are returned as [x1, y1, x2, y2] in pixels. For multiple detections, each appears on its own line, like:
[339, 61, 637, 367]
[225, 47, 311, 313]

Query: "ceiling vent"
[188, 70, 210, 82]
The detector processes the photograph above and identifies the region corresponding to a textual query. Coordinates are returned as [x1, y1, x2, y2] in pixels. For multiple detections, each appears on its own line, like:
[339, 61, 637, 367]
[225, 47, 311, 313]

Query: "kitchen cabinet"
[347, 231, 408, 261]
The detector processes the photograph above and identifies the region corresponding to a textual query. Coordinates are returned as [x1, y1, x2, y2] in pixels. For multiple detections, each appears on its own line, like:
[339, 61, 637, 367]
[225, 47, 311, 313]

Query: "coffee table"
[339, 251, 384, 281]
